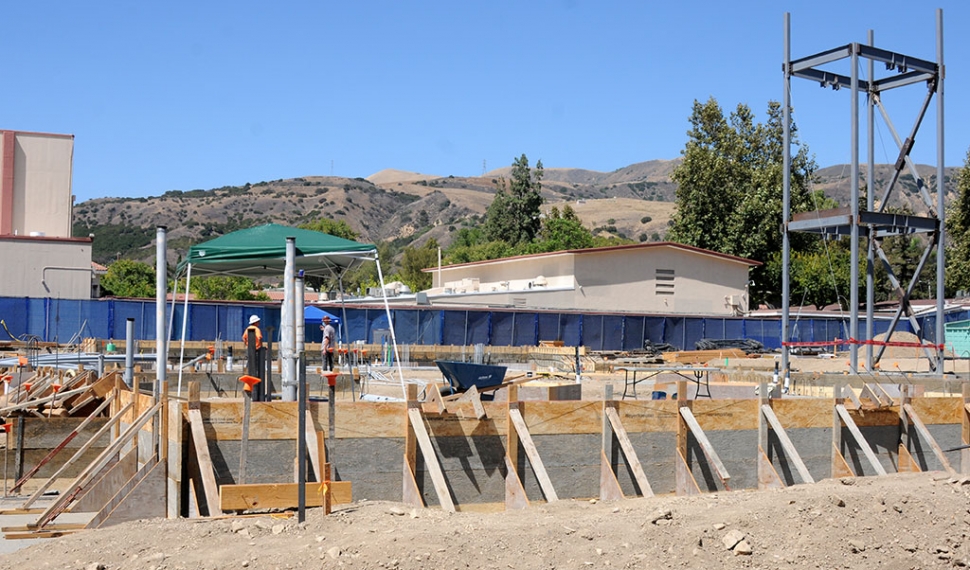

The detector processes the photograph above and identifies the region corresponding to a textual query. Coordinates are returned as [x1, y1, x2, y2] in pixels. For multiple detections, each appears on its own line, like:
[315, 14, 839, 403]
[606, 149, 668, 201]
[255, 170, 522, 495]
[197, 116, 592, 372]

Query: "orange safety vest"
[243, 325, 263, 350]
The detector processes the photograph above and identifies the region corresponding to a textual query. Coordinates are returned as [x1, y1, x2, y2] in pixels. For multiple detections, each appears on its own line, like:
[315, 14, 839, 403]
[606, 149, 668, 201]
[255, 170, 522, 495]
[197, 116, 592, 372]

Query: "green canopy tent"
[171, 223, 404, 400]
[177, 223, 379, 278]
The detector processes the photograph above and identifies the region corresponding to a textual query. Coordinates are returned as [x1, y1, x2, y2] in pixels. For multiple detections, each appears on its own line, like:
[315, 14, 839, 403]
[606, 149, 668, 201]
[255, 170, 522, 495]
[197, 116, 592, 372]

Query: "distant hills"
[72, 159, 960, 267]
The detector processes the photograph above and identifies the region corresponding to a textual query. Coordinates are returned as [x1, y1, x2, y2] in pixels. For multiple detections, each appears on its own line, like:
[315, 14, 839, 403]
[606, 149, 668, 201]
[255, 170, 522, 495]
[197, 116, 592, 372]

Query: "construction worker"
[243, 315, 263, 350]
[321, 315, 336, 371]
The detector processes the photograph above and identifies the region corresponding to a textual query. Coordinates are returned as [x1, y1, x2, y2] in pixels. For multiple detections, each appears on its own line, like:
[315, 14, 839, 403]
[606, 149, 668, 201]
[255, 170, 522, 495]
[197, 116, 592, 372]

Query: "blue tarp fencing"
[1, 296, 966, 352]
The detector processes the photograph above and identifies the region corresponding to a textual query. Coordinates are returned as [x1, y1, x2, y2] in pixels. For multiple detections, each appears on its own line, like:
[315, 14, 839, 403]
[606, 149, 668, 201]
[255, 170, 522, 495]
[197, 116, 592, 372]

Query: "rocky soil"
[4, 472, 970, 570]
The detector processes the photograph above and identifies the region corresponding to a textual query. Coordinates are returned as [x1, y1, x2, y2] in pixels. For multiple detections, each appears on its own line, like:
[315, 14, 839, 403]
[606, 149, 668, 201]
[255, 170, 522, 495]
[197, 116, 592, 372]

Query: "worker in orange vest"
[243, 315, 263, 350]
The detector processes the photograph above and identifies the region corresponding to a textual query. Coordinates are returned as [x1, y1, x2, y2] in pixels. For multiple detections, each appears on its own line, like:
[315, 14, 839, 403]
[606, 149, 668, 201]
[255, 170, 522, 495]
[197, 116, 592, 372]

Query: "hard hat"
[249, 315, 260, 325]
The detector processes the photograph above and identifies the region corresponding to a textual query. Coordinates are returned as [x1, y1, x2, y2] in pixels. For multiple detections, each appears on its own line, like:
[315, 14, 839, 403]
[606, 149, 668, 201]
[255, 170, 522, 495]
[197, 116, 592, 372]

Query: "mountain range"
[71, 159, 959, 267]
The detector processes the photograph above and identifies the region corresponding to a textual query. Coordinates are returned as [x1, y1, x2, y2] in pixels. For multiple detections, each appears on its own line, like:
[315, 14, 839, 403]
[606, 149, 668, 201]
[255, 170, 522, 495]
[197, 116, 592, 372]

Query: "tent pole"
[177, 264, 192, 398]
[374, 251, 407, 398]
[155, 226, 167, 400]
[282, 237, 297, 401]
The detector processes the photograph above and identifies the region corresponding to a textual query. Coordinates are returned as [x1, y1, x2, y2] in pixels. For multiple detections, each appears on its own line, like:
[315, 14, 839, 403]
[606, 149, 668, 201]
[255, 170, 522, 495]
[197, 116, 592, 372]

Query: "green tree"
[531, 204, 594, 252]
[100, 259, 156, 298]
[298, 219, 359, 241]
[483, 154, 544, 246]
[946, 147, 970, 294]
[190, 276, 269, 301]
[399, 238, 439, 292]
[668, 97, 820, 306]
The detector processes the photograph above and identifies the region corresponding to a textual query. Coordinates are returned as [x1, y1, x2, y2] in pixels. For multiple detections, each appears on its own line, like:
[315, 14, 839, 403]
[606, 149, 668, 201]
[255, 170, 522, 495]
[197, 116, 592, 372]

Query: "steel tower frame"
[782, 10, 945, 375]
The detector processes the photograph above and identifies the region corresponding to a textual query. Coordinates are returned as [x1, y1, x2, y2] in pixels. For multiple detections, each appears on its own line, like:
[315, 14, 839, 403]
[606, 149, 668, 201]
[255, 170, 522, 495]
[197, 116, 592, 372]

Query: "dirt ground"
[2, 472, 968, 570]
[3, 351, 969, 569]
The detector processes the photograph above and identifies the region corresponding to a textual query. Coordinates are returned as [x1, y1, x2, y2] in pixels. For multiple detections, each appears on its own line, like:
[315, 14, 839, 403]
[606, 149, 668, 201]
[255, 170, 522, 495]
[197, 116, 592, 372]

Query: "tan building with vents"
[422, 243, 759, 315]
[0, 129, 93, 299]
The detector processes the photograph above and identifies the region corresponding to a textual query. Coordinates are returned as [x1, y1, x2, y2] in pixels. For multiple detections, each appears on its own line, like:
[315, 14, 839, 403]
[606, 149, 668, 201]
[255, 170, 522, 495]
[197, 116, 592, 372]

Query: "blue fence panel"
[536, 313, 563, 344]
[392, 310, 421, 345]
[644, 317, 665, 345]
[601, 315, 624, 351]
[510, 313, 538, 346]
[622, 316, 646, 351]
[561, 314, 583, 346]
[463, 311, 490, 345]
[746, 319, 781, 350]
[440, 311, 467, 345]
[581, 314, 605, 350]
[662, 317, 686, 351]
[492, 312, 518, 346]
[0, 298, 31, 340]
[722, 318, 745, 340]
[413, 309, 439, 345]
[684, 318, 706, 350]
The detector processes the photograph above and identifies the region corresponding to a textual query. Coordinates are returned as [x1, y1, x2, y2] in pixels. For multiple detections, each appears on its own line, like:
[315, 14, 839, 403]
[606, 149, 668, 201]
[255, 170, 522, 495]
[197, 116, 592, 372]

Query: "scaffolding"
[782, 10, 946, 375]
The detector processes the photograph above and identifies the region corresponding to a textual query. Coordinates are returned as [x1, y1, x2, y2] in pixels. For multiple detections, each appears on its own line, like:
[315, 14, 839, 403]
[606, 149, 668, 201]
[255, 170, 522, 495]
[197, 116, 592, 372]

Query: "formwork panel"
[332, 437, 405, 502]
[206, 439, 297, 486]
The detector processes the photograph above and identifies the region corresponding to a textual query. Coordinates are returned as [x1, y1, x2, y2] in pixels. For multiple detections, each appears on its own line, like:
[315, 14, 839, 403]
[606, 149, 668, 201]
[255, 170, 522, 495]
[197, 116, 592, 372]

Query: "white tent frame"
[168, 244, 407, 400]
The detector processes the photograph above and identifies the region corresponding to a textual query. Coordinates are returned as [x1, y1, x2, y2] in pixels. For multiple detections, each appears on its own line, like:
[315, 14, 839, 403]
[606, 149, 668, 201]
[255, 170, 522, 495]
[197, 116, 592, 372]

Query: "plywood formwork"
[6, 374, 969, 524]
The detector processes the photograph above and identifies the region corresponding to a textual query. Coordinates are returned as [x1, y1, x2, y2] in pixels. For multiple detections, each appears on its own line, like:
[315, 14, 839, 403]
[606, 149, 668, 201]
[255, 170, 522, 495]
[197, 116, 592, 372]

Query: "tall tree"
[483, 154, 544, 246]
[100, 259, 156, 298]
[668, 98, 820, 306]
[399, 238, 439, 292]
[531, 204, 594, 252]
[946, 147, 970, 294]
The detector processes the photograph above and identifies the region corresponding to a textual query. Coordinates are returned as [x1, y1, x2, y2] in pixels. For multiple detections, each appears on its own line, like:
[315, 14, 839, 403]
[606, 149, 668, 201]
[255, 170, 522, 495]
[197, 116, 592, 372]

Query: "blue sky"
[2, 1, 967, 203]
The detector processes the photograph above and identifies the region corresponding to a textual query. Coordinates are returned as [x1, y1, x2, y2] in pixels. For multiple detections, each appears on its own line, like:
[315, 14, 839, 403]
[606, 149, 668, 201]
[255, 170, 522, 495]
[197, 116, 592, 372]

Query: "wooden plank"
[4, 529, 82, 540]
[220, 482, 352, 511]
[504, 454, 529, 510]
[508, 408, 558, 503]
[457, 385, 486, 420]
[188, 408, 223, 516]
[599, 448, 624, 501]
[757, 447, 785, 490]
[897, 443, 921, 473]
[402, 385, 423, 509]
[2, 522, 87, 532]
[841, 385, 863, 410]
[902, 403, 955, 474]
[679, 406, 731, 489]
[10, 394, 114, 493]
[167, 398, 184, 519]
[87, 459, 166, 529]
[70, 448, 138, 513]
[831, 443, 855, 478]
[674, 449, 701, 496]
[760, 404, 815, 484]
[33, 400, 162, 529]
[835, 404, 888, 476]
[963, 386, 970, 476]
[604, 406, 653, 497]
[407, 407, 456, 512]
[425, 383, 446, 414]
[402, 457, 423, 509]
[304, 415, 322, 482]
[22, 400, 134, 509]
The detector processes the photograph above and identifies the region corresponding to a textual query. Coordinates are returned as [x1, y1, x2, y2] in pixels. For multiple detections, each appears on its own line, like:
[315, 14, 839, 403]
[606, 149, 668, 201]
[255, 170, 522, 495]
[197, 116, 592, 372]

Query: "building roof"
[422, 242, 761, 273]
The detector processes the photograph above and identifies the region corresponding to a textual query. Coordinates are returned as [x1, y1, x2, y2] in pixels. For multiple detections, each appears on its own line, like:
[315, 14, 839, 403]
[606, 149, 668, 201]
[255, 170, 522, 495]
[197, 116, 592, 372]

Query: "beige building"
[0, 235, 95, 298]
[0, 129, 93, 299]
[1, 130, 75, 238]
[422, 243, 759, 315]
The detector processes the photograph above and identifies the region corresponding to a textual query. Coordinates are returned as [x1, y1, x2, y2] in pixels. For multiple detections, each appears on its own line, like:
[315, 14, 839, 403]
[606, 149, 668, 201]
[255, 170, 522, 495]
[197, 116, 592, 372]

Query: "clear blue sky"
[3, 1, 967, 203]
